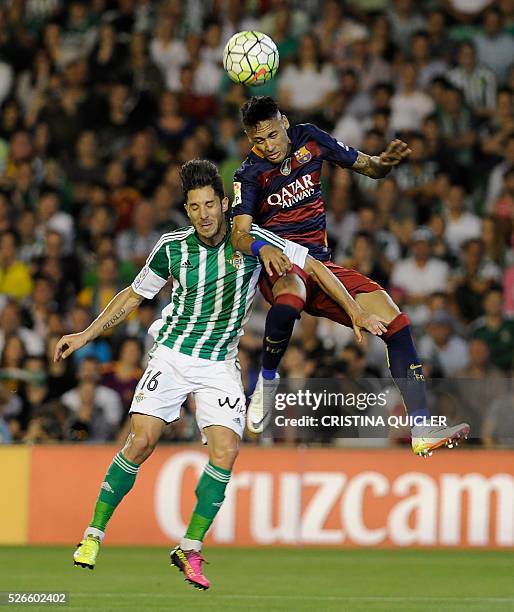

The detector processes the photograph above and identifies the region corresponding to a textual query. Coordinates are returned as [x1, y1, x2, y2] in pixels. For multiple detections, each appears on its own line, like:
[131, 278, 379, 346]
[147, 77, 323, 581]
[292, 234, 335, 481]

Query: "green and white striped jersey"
[131, 224, 307, 361]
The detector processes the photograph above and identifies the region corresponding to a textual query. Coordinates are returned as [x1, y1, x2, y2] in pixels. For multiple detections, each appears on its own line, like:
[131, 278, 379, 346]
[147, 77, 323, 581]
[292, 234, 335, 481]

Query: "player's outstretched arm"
[232, 214, 291, 276]
[54, 287, 144, 361]
[304, 256, 388, 342]
[352, 139, 411, 179]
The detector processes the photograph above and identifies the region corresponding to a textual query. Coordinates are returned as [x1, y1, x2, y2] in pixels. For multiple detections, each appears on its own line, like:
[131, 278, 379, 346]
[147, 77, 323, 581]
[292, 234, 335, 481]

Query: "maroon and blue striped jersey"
[233, 123, 359, 261]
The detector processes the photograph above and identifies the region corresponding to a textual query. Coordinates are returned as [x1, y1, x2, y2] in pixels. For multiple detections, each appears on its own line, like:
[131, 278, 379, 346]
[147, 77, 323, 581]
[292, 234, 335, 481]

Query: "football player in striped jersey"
[55, 159, 385, 588]
[232, 95, 469, 456]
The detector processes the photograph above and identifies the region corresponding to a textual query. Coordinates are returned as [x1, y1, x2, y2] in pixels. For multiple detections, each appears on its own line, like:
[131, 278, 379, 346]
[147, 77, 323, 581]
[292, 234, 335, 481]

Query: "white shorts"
[129, 344, 246, 442]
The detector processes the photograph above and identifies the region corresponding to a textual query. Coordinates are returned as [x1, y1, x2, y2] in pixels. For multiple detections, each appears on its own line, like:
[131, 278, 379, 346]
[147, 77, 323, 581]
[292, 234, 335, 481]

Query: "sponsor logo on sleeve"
[133, 266, 150, 289]
[233, 181, 242, 207]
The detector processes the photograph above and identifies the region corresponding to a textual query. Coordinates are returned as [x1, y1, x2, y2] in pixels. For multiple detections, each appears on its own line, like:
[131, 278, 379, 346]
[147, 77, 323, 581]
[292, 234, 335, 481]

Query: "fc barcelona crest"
[294, 146, 312, 164]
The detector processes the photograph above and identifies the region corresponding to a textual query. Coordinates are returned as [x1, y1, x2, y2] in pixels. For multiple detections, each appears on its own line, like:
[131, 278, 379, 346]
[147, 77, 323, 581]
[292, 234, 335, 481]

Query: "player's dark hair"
[241, 96, 280, 128]
[180, 159, 225, 202]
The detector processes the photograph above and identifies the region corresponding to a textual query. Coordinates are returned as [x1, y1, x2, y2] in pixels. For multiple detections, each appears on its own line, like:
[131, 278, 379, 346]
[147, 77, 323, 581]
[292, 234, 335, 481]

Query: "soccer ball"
[223, 31, 279, 87]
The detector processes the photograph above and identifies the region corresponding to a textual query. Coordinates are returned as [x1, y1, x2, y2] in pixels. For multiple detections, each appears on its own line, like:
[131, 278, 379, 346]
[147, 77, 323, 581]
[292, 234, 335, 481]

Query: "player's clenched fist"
[259, 244, 293, 276]
[54, 332, 87, 361]
[378, 139, 411, 167]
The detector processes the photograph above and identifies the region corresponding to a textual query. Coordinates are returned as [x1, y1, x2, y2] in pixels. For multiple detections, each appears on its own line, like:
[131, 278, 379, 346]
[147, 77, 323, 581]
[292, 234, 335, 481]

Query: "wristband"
[250, 240, 269, 257]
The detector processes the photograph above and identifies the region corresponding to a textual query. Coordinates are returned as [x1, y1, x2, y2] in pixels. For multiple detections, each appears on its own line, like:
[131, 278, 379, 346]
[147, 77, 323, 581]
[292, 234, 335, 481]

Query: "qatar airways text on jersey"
[233, 123, 358, 260]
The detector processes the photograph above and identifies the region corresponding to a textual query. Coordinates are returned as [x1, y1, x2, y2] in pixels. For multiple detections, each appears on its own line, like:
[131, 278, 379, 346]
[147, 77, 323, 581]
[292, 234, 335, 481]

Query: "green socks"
[89, 452, 140, 533]
[87, 455, 229, 548]
[183, 462, 231, 545]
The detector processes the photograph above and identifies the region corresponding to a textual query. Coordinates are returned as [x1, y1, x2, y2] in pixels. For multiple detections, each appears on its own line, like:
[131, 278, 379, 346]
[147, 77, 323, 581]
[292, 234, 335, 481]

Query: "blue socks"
[385, 325, 430, 419]
[262, 302, 300, 373]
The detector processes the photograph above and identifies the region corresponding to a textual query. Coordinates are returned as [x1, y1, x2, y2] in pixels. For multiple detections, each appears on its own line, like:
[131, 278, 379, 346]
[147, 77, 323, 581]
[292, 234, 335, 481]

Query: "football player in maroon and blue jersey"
[232, 96, 469, 457]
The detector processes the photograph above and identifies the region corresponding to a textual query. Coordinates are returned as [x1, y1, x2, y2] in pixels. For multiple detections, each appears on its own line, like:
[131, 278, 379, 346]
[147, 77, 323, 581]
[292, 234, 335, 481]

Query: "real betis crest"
[227, 250, 244, 270]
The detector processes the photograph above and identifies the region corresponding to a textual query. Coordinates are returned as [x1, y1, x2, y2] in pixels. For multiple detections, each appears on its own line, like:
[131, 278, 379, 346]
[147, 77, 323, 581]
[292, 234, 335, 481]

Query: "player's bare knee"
[210, 443, 239, 470]
[124, 431, 158, 464]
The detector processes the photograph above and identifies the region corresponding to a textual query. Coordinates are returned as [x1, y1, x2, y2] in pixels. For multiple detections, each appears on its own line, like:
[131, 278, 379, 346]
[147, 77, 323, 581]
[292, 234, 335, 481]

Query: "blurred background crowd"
[0, 0, 513, 446]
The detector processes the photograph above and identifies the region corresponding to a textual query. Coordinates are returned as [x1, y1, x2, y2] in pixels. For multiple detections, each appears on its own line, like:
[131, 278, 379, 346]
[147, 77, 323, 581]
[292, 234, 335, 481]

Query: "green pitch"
[0, 547, 513, 611]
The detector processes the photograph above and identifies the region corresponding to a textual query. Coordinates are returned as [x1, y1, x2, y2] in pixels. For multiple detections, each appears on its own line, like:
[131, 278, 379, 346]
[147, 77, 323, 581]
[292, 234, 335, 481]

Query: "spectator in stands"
[125, 131, 163, 197]
[482, 387, 514, 447]
[35, 189, 74, 253]
[485, 132, 514, 211]
[0, 382, 14, 443]
[471, 287, 514, 372]
[77, 254, 122, 319]
[0, 333, 26, 394]
[66, 380, 111, 442]
[115, 199, 160, 268]
[391, 228, 449, 327]
[338, 29, 393, 96]
[426, 8, 454, 60]
[18, 355, 50, 430]
[0, 52, 13, 107]
[154, 91, 195, 153]
[0, 193, 11, 234]
[45, 333, 76, 400]
[393, 133, 439, 223]
[438, 84, 477, 171]
[410, 30, 447, 89]
[36, 229, 81, 309]
[448, 40, 497, 118]
[390, 63, 435, 132]
[0, 300, 44, 357]
[387, 0, 425, 53]
[89, 23, 123, 88]
[342, 231, 389, 290]
[418, 310, 469, 376]
[454, 238, 500, 323]
[0, 230, 33, 301]
[62, 356, 122, 436]
[98, 81, 140, 156]
[22, 273, 57, 340]
[443, 183, 481, 254]
[102, 337, 143, 412]
[278, 33, 337, 119]
[454, 337, 505, 436]
[480, 87, 514, 163]
[149, 13, 187, 92]
[355, 205, 400, 267]
[66, 305, 112, 365]
[473, 6, 514, 83]
[125, 300, 158, 358]
[120, 32, 162, 101]
[480, 214, 506, 268]
[64, 131, 103, 203]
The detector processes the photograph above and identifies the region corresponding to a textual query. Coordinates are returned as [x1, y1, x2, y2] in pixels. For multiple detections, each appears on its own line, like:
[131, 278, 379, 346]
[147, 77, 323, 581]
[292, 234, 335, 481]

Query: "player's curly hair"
[241, 96, 279, 128]
[180, 159, 225, 202]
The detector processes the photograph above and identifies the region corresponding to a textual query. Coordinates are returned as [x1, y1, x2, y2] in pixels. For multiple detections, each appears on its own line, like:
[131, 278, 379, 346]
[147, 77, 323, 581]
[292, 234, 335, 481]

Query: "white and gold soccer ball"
[223, 31, 279, 86]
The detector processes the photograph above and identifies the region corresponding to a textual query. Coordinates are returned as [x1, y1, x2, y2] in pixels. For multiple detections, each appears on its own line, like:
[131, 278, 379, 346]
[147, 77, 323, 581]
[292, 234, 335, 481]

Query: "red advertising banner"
[23, 446, 514, 547]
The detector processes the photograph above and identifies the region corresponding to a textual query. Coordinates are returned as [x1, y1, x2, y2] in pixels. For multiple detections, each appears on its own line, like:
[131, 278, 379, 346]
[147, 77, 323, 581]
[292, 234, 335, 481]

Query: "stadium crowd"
[0, 0, 514, 446]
